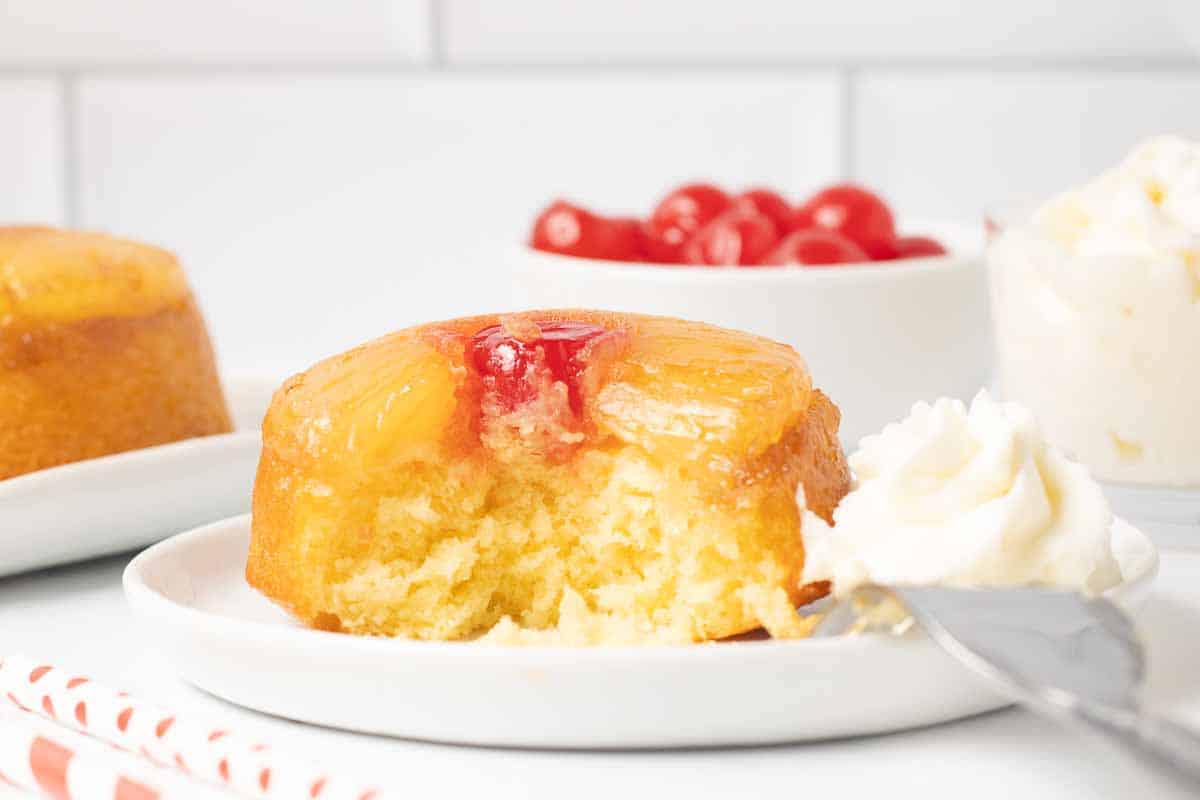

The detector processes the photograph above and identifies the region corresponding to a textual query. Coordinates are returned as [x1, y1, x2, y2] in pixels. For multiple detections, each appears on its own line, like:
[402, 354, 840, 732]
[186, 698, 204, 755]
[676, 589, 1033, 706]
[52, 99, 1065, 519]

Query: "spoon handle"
[1135, 715, 1200, 784]
[1079, 705, 1200, 788]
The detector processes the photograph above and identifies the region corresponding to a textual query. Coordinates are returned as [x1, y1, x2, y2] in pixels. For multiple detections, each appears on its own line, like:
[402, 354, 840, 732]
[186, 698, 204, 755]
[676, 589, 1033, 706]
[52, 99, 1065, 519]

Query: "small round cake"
[0, 226, 232, 479]
[248, 311, 850, 645]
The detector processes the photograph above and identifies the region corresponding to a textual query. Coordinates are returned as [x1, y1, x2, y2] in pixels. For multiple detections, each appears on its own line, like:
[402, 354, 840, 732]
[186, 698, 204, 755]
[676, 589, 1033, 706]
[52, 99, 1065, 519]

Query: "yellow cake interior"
[318, 443, 815, 645]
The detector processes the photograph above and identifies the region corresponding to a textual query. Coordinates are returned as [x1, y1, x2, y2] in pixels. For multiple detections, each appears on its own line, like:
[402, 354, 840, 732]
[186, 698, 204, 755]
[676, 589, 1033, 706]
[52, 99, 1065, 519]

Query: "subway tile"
[855, 71, 1200, 225]
[444, 0, 1193, 64]
[0, 79, 64, 225]
[0, 1, 429, 65]
[77, 73, 841, 375]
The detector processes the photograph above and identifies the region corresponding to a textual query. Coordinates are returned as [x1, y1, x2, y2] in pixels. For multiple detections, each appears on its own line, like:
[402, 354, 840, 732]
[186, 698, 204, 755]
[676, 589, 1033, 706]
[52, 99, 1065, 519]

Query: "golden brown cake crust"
[792, 390, 850, 524]
[0, 227, 232, 479]
[248, 310, 850, 643]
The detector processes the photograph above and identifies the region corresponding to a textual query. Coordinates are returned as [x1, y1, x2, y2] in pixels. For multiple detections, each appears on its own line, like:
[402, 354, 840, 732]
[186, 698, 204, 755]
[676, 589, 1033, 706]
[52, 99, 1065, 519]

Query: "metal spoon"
[815, 585, 1200, 788]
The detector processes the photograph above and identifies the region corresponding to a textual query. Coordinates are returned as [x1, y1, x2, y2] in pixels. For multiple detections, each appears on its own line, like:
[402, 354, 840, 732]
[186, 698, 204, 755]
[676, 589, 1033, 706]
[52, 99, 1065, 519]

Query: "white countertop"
[2, 544, 1199, 799]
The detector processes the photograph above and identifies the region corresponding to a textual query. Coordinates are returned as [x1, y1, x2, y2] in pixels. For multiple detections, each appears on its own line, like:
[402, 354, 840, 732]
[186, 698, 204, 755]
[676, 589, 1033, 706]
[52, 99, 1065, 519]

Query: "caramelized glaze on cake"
[248, 310, 850, 644]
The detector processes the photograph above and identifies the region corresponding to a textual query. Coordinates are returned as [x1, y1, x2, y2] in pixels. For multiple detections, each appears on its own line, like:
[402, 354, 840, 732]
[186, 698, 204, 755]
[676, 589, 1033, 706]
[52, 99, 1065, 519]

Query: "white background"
[3, 0, 1200, 378]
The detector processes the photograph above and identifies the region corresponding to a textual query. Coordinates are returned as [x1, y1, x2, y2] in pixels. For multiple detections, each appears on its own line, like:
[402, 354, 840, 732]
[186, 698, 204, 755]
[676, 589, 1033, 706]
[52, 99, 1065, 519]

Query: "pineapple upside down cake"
[0, 226, 231, 480]
[247, 311, 850, 645]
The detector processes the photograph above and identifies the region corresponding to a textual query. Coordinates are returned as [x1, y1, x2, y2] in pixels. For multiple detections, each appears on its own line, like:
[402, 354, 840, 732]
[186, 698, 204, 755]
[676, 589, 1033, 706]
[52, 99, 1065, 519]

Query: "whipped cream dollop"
[1035, 134, 1200, 258]
[801, 392, 1121, 596]
[989, 135, 1200, 486]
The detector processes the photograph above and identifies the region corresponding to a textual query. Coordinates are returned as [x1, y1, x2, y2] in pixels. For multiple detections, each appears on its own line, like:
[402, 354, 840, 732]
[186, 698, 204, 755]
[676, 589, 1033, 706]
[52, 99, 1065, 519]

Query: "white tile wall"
[0, 79, 64, 224]
[0, 1, 430, 65]
[855, 71, 1200, 223]
[1, 2, 1198, 377]
[78, 74, 840, 375]
[445, 0, 1193, 64]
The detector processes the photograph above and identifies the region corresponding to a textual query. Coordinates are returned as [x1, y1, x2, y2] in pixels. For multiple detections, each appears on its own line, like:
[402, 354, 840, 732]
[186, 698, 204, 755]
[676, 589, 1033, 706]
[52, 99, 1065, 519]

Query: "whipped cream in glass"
[988, 135, 1200, 486]
[801, 392, 1121, 596]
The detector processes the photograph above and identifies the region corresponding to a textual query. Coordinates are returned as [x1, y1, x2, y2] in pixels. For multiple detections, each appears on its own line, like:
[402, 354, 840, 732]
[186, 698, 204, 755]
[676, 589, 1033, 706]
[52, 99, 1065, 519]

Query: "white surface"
[512, 240, 989, 447]
[76, 74, 841, 376]
[121, 515, 1156, 749]
[0, 80, 63, 225]
[444, 0, 1190, 63]
[0, 377, 273, 579]
[856, 72, 1200, 225]
[0, 0, 430, 65]
[0, 544, 1195, 798]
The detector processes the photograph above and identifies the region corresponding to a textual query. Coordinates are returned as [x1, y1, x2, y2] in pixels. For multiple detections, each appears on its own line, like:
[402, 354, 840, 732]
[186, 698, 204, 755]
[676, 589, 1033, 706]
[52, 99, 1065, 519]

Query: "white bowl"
[511, 227, 991, 446]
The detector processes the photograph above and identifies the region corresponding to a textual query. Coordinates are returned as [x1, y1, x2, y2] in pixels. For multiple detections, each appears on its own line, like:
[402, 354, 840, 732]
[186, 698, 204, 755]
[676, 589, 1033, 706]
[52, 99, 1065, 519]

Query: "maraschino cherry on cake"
[0, 226, 231, 480]
[248, 310, 850, 645]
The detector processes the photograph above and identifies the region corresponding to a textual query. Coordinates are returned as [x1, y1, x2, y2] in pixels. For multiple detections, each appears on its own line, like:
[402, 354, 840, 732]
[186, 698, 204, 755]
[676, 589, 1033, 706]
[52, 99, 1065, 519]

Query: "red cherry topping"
[643, 183, 731, 263]
[867, 238, 900, 261]
[763, 229, 868, 267]
[733, 188, 791, 234]
[789, 184, 896, 260]
[601, 217, 643, 261]
[636, 220, 688, 264]
[470, 320, 612, 414]
[684, 209, 779, 266]
[529, 201, 641, 261]
[894, 235, 948, 258]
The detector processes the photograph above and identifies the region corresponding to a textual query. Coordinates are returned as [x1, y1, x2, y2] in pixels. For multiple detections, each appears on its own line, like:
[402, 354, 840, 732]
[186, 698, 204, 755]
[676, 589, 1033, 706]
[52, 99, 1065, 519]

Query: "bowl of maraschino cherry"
[527, 182, 947, 267]
[512, 180, 987, 446]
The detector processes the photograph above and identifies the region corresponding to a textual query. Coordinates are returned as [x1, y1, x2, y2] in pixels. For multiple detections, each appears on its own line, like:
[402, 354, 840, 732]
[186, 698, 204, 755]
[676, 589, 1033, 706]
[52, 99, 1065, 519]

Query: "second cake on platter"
[247, 310, 850, 645]
[0, 226, 232, 480]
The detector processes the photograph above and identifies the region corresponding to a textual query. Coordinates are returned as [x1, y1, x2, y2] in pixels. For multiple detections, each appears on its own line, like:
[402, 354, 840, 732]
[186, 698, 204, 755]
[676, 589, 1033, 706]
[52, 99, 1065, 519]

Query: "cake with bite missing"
[0, 226, 231, 480]
[247, 310, 850, 645]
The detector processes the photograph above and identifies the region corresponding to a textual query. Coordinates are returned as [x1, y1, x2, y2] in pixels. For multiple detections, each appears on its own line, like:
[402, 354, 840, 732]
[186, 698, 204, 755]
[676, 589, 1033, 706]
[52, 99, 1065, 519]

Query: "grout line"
[59, 71, 80, 227]
[431, 57, 1200, 73]
[0, 58, 1197, 78]
[0, 61, 432, 79]
[428, 0, 446, 67]
[840, 67, 858, 181]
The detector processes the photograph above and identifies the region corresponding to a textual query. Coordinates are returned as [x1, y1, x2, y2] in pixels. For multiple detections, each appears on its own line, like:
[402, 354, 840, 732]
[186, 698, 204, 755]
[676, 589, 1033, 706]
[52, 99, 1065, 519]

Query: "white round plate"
[0, 376, 275, 579]
[124, 514, 1158, 749]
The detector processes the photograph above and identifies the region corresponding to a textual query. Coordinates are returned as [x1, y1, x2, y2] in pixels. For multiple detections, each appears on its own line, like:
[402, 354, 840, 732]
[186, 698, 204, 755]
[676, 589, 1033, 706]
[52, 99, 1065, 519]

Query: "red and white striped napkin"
[0, 656, 389, 800]
[0, 708, 163, 799]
